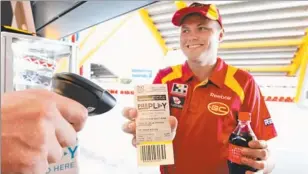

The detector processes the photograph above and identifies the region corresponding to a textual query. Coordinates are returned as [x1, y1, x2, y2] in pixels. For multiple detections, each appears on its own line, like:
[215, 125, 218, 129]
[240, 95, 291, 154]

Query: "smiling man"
[122, 2, 278, 174]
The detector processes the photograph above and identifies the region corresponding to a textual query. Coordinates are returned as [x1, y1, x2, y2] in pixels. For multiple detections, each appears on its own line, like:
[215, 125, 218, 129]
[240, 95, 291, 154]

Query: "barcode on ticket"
[137, 143, 174, 165]
[140, 144, 166, 162]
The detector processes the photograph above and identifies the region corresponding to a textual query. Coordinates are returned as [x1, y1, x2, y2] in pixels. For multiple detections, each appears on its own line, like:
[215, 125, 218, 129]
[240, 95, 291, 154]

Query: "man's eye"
[199, 27, 209, 31]
[182, 29, 189, 33]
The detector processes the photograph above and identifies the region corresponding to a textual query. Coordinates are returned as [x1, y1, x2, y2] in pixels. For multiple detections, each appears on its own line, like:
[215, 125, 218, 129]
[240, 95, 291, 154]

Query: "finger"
[248, 140, 268, 149]
[20, 149, 50, 174]
[46, 123, 63, 164]
[169, 116, 178, 132]
[122, 121, 136, 134]
[31, 155, 50, 174]
[51, 92, 88, 132]
[241, 147, 269, 160]
[47, 136, 63, 164]
[246, 170, 264, 174]
[241, 157, 266, 170]
[122, 107, 137, 121]
[132, 136, 137, 148]
[51, 106, 78, 147]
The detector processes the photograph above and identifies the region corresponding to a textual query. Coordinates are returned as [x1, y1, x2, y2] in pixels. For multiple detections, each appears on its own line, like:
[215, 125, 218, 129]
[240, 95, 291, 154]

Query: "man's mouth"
[186, 44, 204, 49]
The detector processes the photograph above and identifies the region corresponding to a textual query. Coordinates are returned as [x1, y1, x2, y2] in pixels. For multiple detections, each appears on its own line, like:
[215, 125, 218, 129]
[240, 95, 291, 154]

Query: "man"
[122, 2, 278, 174]
[1, 89, 88, 174]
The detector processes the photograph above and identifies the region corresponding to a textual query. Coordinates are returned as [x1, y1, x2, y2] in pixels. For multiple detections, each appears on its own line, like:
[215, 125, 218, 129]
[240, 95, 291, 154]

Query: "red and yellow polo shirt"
[152, 58, 277, 174]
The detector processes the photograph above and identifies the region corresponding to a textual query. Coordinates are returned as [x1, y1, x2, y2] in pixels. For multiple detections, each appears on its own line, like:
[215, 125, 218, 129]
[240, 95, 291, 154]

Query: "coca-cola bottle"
[227, 112, 258, 174]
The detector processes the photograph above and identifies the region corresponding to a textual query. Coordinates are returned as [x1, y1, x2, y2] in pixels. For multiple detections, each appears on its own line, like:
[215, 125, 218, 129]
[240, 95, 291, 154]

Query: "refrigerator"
[1, 31, 77, 93]
[1, 31, 79, 174]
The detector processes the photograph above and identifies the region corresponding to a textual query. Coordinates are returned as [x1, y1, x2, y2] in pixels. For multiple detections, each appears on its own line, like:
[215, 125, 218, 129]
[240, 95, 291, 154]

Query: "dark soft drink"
[227, 112, 258, 174]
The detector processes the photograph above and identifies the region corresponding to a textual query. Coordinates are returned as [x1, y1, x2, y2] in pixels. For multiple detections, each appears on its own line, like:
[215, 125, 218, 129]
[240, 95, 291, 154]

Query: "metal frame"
[295, 50, 308, 102]
[139, 8, 168, 56]
[1, 32, 74, 47]
[295, 29, 308, 102]
[70, 42, 78, 74]
[288, 29, 308, 76]
[4, 36, 14, 93]
[1, 36, 6, 94]
[168, 38, 302, 73]
[136, 1, 186, 57]
[1, 31, 77, 92]
[219, 39, 302, 49]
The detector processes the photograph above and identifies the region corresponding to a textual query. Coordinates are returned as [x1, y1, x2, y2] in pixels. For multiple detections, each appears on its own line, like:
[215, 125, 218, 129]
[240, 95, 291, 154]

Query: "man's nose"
[186, 31, 198, 41]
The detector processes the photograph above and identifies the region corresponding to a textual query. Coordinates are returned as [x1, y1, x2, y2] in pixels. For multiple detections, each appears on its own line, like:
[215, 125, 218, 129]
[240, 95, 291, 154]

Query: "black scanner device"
[51, 72, 116, 116]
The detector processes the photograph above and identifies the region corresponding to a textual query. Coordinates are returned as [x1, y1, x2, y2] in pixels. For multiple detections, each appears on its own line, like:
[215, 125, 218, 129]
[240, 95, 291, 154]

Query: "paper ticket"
[134, 84, 174, 166]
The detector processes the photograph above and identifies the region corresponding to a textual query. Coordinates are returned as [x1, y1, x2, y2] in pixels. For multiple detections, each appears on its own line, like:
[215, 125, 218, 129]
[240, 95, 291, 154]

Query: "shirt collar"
[181, 57, 227, 88]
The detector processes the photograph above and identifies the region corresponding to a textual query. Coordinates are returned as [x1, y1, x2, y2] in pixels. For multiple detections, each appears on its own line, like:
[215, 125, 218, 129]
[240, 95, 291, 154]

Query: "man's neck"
[188, 59, 217, 82]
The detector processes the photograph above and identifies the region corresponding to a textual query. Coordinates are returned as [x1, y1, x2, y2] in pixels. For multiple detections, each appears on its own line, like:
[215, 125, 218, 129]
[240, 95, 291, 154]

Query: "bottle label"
[228, 143, 243, 164]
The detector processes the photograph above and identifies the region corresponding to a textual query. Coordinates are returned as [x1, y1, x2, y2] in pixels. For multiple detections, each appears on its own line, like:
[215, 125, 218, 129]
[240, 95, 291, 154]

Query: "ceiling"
[29, 1, 308, 77]
[143, 1, 308, 76]
[31, 1, 157, 39]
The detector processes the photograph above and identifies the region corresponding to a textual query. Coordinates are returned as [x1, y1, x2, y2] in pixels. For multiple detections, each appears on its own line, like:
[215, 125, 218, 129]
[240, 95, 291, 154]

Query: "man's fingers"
[47, 126, 63, 164]
[132, 136, 137, 148]
[241, 157, 267, 170]
[241, 147, 269, 160]
[248, 140, 268, 149]
[169, 116, 178, 133]
[122, 107, 137, 121]
[122, 121, 136, 134]
[52, 107, 77, 148]
[51, 92, 88, 132]
[29, 155, 50, 174]
[245, 170, 264, 174]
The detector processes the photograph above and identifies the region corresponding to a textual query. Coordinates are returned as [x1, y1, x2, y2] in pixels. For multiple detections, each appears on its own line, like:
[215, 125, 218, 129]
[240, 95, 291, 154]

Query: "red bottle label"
[228, 143, 243, 164]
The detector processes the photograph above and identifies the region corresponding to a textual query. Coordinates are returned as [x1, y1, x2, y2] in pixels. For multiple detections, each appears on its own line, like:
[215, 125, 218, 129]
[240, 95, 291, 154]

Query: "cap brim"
[172, 7, 208, 26]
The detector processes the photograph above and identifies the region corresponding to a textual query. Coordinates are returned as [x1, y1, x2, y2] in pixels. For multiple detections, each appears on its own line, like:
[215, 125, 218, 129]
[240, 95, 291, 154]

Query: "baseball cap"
[172, 2, 223, 31]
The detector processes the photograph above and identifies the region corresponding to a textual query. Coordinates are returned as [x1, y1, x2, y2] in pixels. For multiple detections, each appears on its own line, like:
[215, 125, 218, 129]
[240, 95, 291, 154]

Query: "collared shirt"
[153, 58, 277, 174]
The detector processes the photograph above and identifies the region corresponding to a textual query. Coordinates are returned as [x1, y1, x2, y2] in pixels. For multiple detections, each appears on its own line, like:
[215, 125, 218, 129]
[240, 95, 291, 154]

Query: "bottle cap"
[238, 112, 251, 121]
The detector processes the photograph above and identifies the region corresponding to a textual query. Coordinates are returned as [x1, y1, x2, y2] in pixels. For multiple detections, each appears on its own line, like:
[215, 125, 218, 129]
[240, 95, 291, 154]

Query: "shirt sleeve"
[240, 78, 278, 141]
[152, 70, 163, 84]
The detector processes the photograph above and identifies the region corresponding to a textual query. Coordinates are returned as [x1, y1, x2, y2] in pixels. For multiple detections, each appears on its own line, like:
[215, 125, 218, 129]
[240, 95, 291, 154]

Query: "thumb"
[246, 170, 264, 174]
[169, 116, 178, 134]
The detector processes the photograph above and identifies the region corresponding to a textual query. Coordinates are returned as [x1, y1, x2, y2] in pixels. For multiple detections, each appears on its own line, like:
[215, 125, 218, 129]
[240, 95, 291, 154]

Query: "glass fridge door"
[4, 33, 74, 92]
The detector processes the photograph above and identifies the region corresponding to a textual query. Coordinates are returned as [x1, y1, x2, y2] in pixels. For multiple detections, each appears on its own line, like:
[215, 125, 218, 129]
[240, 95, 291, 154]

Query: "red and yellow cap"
[172, 2, 223, 31]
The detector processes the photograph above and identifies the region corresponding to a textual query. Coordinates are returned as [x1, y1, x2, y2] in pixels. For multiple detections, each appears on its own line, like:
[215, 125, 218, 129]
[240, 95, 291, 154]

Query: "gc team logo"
[207, 102, 229, 116]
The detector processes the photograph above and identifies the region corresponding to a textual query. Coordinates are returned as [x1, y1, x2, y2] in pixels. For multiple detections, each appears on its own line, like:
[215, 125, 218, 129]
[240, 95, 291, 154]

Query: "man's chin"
[187, 57, 202, 64]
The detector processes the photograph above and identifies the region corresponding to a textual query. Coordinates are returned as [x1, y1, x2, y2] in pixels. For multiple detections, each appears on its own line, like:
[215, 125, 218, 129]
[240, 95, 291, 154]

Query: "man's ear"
[219, 30, 224, 43]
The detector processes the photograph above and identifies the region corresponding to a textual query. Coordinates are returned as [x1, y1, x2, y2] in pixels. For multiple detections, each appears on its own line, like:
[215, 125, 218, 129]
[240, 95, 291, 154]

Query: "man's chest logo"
[171, 83, 188, 96]
[208, 102, 230, 116]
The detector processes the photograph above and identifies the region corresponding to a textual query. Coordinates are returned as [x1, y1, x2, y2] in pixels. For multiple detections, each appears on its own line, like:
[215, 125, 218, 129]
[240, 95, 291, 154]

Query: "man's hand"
[121, 107, 178, 147]
[241, 140, 273, 174]
[1, 89, 88, 174]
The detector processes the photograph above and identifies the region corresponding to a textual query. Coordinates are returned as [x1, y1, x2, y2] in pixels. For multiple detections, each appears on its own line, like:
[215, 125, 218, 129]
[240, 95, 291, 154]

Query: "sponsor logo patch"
[171, 83, 188, 96]
[207, 102, 230, 116]
[170, 96, 185, 109]
[264, 118, 273, 126]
